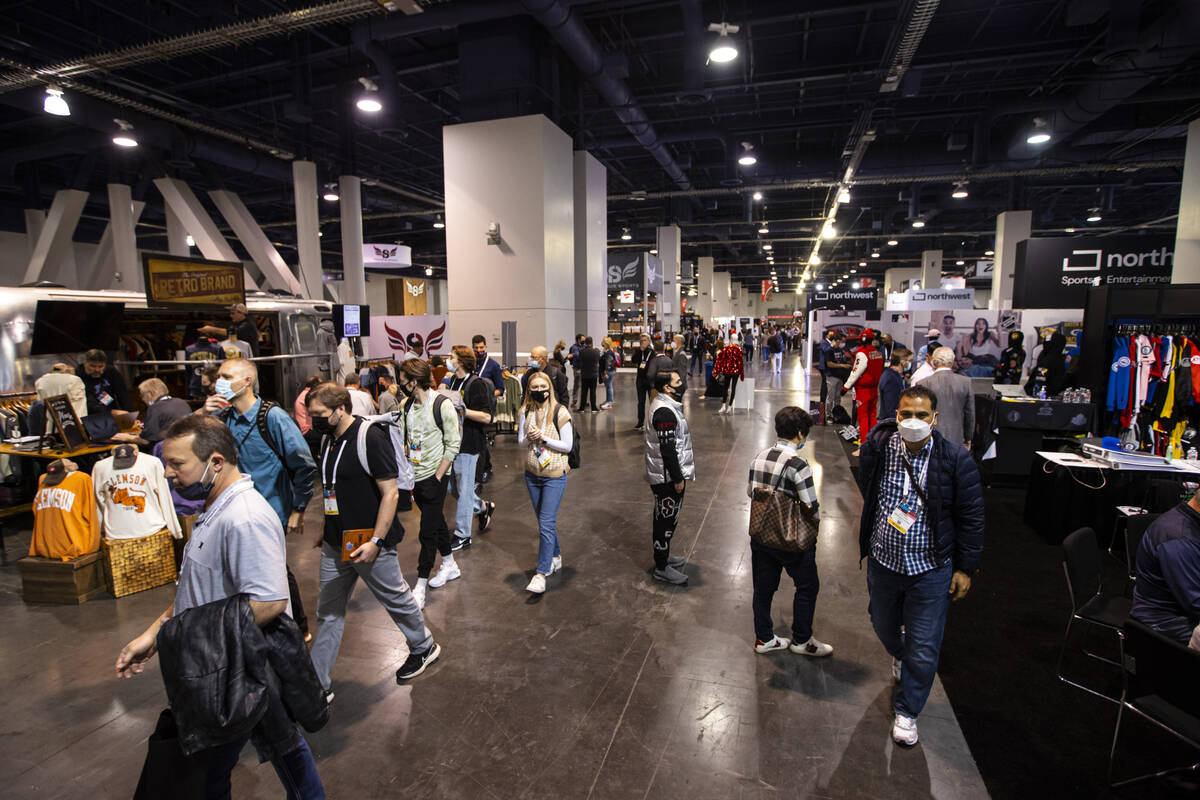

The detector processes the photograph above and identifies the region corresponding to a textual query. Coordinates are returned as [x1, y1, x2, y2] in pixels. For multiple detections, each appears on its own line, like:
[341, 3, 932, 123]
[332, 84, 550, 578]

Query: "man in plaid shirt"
[746, 406, 833, 658]
[856, 384, 984, 748]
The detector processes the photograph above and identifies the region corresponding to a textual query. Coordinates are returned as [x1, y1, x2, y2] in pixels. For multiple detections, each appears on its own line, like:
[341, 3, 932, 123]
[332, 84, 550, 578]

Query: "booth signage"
[363, 243, 413, 269]
[906, 288, 975, 309]
[964, 260, 994, 281]
[142, 254, 245, 307]
[1013, 235, 1174, 308]
[607, 254, 643, 292]
[761, 280, 773, 302]
[366, 315, 448, 359]
[807, 288, 877, 311]
[645, 254, 664, 295]
[44, 393, 87, 450]
[618, 289, 636, 303]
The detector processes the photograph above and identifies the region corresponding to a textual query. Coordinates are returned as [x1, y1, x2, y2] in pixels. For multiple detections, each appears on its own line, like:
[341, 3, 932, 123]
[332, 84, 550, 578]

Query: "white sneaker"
[892, 713, 919, 746]
[550, 555, 562, 575]
[754, 635, 790, 653]
[412, 583, 426, 610]
[428, 560, 461, 588]
[789, 637, 833, 657]
[892, 657, 902, 682]
[526, 573, 547, 594]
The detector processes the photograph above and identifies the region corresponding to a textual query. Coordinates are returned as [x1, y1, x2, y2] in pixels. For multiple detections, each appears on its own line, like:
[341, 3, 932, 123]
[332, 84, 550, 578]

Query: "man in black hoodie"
[997, 331, 1026, 385]
[856, 385, 983, 748]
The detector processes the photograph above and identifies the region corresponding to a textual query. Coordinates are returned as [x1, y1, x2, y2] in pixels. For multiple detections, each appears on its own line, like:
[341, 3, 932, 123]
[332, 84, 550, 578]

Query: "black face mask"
[530, 389, 550, 404]
[174, 460, 216, 501]
[311, 412, 338, 436]
[398, 382, 414, 398]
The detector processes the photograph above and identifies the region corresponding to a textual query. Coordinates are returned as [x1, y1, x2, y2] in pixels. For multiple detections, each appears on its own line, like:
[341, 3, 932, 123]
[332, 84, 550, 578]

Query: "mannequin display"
[996, 331, 1026, 385]
[316, 319, 339, 378]
[218, 331, 252, 360]
[335, 338, 356, 385]
[186, 336, 223, 398]
[92, 444, 182, 541]
[30, 459, 100, 559]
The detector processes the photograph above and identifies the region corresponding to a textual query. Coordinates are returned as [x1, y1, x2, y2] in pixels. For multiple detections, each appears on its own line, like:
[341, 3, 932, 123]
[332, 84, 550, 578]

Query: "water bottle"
[1039, 386, 1047, 400]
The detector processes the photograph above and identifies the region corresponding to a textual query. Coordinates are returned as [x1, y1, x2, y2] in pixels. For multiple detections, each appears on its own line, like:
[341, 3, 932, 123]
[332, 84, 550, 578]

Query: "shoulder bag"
[748, 455, 819, 551]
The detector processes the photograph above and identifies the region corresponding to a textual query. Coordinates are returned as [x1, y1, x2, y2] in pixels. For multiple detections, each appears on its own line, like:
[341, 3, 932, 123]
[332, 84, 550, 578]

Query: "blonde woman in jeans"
[518, 372, 573, 594]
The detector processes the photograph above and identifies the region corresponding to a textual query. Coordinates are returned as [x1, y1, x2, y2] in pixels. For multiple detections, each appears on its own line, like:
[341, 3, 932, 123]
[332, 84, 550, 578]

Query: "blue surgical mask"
[213, 377, 238, 400]
[174, 460, 215, 501]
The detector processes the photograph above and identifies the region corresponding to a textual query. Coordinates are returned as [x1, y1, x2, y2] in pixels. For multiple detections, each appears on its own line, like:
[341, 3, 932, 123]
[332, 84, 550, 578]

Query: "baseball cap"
[112, 444, 138, 469]
[926, 328, 941, 337]
[861, 328, 876, 340]
[43, 459, 69, 486]
[230, 303, 249, 314]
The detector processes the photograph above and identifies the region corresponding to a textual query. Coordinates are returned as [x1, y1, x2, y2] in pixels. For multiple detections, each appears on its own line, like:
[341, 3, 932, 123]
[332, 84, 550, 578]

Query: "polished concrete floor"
[0, 354, 988, 799]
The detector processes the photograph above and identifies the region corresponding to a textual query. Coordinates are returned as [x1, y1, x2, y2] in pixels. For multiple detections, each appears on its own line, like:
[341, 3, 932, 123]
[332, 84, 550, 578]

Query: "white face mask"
[898, 417, 932, 442]
[448, 358, 459, 373]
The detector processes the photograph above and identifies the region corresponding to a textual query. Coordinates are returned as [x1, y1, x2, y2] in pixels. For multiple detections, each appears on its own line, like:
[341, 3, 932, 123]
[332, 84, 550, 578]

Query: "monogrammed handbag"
[748, 456, 819, 551]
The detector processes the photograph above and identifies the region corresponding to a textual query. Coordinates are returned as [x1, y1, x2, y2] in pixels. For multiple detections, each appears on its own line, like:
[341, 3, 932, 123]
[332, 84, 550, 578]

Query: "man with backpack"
[445, 346, 496, 552]
[396, 358, 462, 609]
[202, 358, 316, 638]
[305, 383, 442, 691]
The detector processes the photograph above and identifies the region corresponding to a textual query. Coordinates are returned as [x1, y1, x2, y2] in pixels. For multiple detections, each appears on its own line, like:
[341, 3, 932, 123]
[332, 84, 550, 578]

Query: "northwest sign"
[141, 253, 245, 307]
[1013, 235, 1174, 308]
[807, 288, 877, 311]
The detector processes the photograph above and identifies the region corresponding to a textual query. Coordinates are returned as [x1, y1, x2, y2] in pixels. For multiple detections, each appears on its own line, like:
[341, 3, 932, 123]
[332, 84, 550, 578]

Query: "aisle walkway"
[0, 353, 988, 799]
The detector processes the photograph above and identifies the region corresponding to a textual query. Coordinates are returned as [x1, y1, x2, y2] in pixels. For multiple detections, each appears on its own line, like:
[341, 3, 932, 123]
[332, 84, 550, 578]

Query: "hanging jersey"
[1108, 336, 1131, 416]
[30, 471, 101, 560]
[1134, 335, 1155, 414]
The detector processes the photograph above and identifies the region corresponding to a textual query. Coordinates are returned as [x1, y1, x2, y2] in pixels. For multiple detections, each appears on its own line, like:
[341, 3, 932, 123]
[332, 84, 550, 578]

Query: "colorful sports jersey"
[1107, 336, 1132, 416]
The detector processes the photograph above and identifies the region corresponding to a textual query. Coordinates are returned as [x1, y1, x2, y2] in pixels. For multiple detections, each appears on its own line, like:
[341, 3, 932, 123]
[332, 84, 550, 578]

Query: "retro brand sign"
[141, 253, 245, 307]
[1013, 235, 1173, 308]
[807, 287, 877, 311]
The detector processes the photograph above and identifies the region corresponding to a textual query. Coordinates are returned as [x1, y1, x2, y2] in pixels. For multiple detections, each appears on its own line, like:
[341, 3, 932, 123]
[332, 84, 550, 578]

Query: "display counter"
[975, 395, 1094, 475]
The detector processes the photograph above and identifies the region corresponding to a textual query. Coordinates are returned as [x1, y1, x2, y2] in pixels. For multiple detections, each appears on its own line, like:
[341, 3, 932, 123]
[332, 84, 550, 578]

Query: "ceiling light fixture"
[185, 234, 195, 248]
[649, 248, 658, 255]
[620, 227, 632, 241]
[850, 268, 857, 274]
[1086, 208, 1102, 223]
[1065, 227, 1076, 233]
[758, 222, 769, 234]
[837, 187, 851, 204]
[112, 118, 138, 147]
[43, 85, 69, 116]
[425, 266, 433, 276]
[809, 254, 821, 266]
[821, 223, 837, 240]
[752, 191, 763, 201]
[1026, 117, 1052, 145]
[322, 183, 339, 202]
[852, 281, 861, 290]
[355, 77, 382, 112]
[816, 283, 824, 291]
[706, 22, 740, 63]
[985, 249, 994, 256]
[432, 213, 445, 229]
[956, 260, 965, 266]
[859, 261, 867, 267]
[911, 219, 926, 228]
[762, 243, 773, 251]
[737, 141, 757, 166]
[887, 239, 899, 246]
[951, 183, 969, 199]
[871, 251, 880, 258]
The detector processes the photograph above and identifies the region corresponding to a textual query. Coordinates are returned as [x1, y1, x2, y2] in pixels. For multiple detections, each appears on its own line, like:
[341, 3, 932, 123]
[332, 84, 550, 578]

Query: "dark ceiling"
[0, 0, 1196, 294]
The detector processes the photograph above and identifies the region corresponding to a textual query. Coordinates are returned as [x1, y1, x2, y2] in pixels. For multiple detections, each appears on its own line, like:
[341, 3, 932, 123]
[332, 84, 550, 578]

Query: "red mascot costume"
[843, 328, 884, 440]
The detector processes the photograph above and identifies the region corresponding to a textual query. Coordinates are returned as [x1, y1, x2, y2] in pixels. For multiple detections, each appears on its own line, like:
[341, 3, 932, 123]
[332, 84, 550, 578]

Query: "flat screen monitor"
[332, 304, 370, 338]
[31, 300, 125, 355]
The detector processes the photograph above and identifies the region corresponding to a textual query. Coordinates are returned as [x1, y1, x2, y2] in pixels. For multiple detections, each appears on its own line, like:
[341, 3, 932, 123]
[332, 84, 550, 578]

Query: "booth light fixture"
[707, 22, 740, 63]
[871, 250, 880, 258]
[432, 213, 445, 229]
[887, 239, 899, 246]
[355, 77, 382, 112]
[956, 259, 965, 266]
[737, 141, 757, 166]
[762, 243, 773, 251]
[43, 85, 70, 116]
[322, 183, 339, 202]
[112, 119, 138, 147]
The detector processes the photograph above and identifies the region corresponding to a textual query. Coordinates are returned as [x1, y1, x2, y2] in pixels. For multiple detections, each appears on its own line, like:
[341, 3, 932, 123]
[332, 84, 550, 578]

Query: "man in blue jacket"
[856, 385, 983, 748]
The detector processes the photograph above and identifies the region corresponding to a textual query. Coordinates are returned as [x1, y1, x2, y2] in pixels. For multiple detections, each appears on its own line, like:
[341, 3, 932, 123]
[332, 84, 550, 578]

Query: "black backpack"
[552, 406, 581, 469]
[464, 374, 497, 420]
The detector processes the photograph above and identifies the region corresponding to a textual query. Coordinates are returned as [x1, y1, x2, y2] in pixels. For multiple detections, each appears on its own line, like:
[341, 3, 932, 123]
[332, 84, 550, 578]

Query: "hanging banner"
[366, 315, 448, 359]
[887, 287, 976, 310]
[1013, 235, 1173, 308]
[401, 278, 427, 315]
[607, 253, 644, 292]
[363, 243, 413, 270]
[645, 254, 664, 295]
[964, 260, 994, 282]
[761, 280, 773, 302]
[807, 287, 877, 311]
[141, 253, 245, 307]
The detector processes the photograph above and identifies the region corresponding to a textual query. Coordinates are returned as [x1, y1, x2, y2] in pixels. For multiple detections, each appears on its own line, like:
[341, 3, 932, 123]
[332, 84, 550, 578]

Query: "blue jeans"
[866, 557, 953, 719]
[524, 472, 566, 575]
[604, 370, 615, 404]
[451, 451, 484, 539]
[689, 352, 702, 375]
[963, 364, 995, 378]
[203, 736, 324, 800]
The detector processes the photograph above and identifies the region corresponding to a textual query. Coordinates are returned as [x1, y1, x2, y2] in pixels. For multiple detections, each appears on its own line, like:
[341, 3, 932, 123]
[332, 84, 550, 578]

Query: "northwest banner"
[141, 253, 245, 307]
[366, 315, 449, 360]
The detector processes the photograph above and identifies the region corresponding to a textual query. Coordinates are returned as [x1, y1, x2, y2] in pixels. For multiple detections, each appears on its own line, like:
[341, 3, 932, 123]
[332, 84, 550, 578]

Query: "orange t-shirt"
[30, 471, 101, 560]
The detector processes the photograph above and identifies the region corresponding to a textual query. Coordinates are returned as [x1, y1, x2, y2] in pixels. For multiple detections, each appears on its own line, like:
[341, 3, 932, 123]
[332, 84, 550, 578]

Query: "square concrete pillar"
[1174, 118, 1200, 282]
[657, 225, 681, 334]
[920, 250, 943, 291]
[990, 210, 1031, 309]
[573, 151, 607, 341]
[696, 256, 714, 320]
[444, 114, 575, 353]
[712, 271, 732, 319]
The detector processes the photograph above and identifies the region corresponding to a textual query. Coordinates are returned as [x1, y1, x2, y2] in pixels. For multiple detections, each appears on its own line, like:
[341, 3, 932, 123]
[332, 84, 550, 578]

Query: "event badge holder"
[887, 454, 929, 535]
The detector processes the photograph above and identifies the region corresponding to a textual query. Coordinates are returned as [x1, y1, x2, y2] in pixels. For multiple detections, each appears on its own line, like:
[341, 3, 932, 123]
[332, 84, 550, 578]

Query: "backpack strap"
[401, 393, 449, 451]
[255, 400, 286, 466]
[355, 419, 373, 474]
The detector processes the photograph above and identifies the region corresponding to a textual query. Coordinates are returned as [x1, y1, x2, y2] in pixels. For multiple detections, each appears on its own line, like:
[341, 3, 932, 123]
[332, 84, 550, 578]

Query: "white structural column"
[573, 151, 607, 340]
[24, 210, 45, 258]
[1174, 119, 1200, 282]
[657, 224, 681, 333]
[210, 189, 305, 295]
[920, 250, 943, 291]
[695, 256, 714, 320]
[293, 160, 325, 299]
[990, 210, 1031, 309]
[107, 184, 140, 290]
[86, 199, 146, 290]
[338, 175, 367, 305]
[712, 271, 732, 319]
[23, 189, 88, 286]
[153, 178, 239, 262]
[165, 207, 189, 255]
[443, 114, 575, 352]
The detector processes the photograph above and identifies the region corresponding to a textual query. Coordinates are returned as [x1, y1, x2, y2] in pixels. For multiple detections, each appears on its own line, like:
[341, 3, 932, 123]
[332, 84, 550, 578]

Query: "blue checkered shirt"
[870, 434, 945, 575]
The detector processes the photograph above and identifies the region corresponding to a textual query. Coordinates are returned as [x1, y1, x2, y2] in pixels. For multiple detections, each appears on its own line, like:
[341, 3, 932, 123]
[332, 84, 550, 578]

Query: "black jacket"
[577, 346, 601, 380]
[856, 421, 985, 573]
[157, 595, 328, 757]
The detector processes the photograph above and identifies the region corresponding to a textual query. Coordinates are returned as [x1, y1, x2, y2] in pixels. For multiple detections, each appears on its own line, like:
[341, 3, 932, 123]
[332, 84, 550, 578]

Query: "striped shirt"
[747, 440, 819, 516]
[870, 434, 945, 575]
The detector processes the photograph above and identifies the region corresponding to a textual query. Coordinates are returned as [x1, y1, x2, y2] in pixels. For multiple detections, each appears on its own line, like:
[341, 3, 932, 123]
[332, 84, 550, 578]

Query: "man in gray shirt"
[115, 415, 324, 795]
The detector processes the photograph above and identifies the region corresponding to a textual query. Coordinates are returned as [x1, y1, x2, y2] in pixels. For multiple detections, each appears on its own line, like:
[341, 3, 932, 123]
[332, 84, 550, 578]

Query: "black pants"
[818, 371, 828, 403]
[651, 481, 685, 570]
[578, 377, 598, 410]
[636, 382, 649, 426]
[750, 540, 819, 643]
[286, 567, 308, 635]
[723, 374, 739, 405]
[413, 474, 451, 579]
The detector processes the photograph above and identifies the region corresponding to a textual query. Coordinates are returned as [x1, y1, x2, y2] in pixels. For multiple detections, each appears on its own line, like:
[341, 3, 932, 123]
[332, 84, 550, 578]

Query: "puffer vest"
[644, 394, 696, 484]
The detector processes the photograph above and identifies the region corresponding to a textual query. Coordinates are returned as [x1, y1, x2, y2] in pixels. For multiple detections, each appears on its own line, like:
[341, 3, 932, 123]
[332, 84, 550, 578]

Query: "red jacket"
[714, 345, 745, 379]
[851, 345, 885, 389]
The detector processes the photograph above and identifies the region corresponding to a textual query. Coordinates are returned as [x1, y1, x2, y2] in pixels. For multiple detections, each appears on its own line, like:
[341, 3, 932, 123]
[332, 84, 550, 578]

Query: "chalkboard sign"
[44, 393, 88, 450]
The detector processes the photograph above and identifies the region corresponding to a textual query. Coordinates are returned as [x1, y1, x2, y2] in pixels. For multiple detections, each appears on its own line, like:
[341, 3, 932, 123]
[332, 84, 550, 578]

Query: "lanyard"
[900, 448, 930, 507]
[478, 355, 491, 376]
[193, 480, 244, 539]
[321, 439, 348, 490]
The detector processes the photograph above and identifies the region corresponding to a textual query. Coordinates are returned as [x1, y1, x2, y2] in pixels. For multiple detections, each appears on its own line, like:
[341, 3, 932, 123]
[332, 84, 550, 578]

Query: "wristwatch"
[371, 536, 385, 549]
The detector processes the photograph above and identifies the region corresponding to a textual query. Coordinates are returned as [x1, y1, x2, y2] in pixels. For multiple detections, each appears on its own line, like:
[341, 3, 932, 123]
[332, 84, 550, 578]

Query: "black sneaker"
[451, 536, 472, 552]
[396, 643, 441, 681]
[477, 501, 495, 532]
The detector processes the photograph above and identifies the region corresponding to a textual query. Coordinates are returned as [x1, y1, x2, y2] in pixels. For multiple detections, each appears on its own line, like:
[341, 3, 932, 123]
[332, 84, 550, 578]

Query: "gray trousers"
[310, 542, 433, 690]
[826, 376, 852, 418]
[571, 367, 582, 405]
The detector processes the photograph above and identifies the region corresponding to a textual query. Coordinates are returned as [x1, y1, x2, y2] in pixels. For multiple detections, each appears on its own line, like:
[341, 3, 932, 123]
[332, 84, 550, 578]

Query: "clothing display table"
[0, 442, 116, 460]
[1022, 452, 1199, 543]
[977, 396, 1095, 475]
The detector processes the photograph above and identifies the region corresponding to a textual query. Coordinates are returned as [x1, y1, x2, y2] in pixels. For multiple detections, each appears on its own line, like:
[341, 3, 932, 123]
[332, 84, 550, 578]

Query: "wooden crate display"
[18, 552, 108, 605]
[102, 529, 177, 598]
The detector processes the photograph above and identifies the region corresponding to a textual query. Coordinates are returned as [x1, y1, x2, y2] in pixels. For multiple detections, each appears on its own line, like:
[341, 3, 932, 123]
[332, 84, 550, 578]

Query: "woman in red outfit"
[713, 336, 745, 414]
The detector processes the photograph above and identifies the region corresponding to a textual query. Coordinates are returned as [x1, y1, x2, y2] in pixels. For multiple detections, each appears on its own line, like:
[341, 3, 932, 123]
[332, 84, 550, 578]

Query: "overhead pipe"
[678, 0, 709, 105]
[593, 129, 728, 152]
[520, 0, 694, 192]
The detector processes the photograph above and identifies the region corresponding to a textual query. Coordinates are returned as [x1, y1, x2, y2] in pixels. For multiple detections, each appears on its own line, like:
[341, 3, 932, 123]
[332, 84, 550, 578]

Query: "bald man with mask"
[523, 345, 569, 406]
